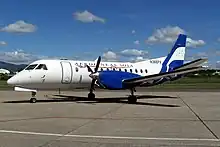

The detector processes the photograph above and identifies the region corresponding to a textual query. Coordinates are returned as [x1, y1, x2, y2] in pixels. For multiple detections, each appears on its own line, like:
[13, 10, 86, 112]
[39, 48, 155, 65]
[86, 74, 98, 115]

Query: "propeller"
[86, 56, 101, 92]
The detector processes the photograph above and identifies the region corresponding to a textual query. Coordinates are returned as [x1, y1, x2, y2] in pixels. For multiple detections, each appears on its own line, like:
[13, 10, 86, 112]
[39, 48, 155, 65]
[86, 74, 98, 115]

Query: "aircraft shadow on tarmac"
[2, 94, 180, 107]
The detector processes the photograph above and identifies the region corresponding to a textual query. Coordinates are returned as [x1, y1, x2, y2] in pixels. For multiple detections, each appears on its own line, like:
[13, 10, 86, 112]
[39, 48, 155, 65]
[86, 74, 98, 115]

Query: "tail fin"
[160, 34, 187, 73]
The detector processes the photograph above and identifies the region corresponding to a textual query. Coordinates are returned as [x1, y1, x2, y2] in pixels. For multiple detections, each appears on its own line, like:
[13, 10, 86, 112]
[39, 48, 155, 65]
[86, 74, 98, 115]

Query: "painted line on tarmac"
[0, 129, 219, 142]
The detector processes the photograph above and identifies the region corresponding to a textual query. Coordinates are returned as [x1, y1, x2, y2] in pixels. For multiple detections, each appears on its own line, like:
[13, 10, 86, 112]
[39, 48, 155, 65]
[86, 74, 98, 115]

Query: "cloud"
[1, 20, 37, 33]
[0, 41, 7, 46]
[131, 30, 136, 34]
[120, 49, 148, 57]
[186, 38, 205, 48]
[130, 56, 149, 62]
[73, 10, 105, 23]
[134, 40, 140, 45]
[0, 49, 46, 64]
[102, 49, 149, 62]
[102, 51, 118, 61]
[145, 26, 205, 48]
[146, 26, 185, 44]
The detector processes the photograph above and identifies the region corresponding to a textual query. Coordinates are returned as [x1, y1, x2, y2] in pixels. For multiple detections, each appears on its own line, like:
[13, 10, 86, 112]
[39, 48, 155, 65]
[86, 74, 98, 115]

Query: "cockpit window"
[25, 64, 38, 70]
[35, 64, 48, 70]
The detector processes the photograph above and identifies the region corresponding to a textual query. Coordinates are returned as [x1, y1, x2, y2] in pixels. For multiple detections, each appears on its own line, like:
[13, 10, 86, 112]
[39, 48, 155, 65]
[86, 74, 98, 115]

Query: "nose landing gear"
[30, 92, 37, 103]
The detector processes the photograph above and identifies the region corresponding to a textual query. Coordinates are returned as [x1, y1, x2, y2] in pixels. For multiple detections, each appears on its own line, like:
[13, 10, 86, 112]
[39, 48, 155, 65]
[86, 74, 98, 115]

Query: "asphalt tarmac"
[0, 90, 220, 146]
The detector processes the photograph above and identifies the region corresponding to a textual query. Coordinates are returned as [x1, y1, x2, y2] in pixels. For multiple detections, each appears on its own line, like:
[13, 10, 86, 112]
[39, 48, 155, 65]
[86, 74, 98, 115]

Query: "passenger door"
[60, 61, 72, 84]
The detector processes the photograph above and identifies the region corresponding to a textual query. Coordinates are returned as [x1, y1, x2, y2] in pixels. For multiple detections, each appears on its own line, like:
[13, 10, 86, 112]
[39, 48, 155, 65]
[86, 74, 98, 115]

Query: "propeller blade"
[88, 56, 101, 93]
[86, 65, 94, 73]
[94, 56, 101, 72]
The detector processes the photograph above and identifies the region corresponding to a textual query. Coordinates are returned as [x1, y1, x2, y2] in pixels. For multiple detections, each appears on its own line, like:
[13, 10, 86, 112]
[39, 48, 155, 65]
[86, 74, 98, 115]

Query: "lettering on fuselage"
[75, 62, 133, 68]
[150, 60, 162, 64]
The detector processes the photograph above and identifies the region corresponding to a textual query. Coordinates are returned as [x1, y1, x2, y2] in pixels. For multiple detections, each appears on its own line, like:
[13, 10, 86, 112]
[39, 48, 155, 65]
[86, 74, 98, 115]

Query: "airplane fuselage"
[8, 58, 165, 90]
[6, 34, 207, 104]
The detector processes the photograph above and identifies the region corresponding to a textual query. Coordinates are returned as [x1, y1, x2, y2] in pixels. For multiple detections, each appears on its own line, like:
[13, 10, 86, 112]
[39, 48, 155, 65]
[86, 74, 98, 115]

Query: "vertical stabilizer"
[160, 34, 187, 73]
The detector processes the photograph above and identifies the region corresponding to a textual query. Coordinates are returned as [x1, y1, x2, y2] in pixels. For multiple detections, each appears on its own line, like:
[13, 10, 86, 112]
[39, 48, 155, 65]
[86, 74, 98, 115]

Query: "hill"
[0, 61, 27, 73]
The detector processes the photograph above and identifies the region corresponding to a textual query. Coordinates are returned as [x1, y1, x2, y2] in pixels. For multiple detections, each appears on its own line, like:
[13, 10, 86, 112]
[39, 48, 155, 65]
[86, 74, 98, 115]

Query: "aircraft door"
[60, 61, 73, 84]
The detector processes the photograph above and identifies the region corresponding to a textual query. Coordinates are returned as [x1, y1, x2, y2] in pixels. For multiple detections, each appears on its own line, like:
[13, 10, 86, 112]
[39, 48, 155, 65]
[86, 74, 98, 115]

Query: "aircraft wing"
[123, 66, 204, 88]
[174, 58, 207, 71]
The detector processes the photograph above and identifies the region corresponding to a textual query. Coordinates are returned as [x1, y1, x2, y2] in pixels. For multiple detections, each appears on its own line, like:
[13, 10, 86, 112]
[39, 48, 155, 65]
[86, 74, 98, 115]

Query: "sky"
[0, 0, 220, 68]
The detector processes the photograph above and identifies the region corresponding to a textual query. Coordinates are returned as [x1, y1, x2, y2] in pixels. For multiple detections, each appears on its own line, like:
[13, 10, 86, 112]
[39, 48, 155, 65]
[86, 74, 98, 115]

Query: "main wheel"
[88, 92, 95, 100]
[128, 95, 137, 104]
[30, 98, 37, 103]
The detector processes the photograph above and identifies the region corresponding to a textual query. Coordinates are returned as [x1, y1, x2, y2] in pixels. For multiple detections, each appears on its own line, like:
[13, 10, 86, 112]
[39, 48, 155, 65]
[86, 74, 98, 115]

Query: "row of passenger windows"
[75, 67, 148, 73]
[25, 63, 147, 74]
[25, 64, 48, 70]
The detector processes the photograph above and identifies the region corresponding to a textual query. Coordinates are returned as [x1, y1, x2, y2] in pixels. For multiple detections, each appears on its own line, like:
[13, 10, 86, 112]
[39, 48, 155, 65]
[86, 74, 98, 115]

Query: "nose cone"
[7, 76, 16, 85]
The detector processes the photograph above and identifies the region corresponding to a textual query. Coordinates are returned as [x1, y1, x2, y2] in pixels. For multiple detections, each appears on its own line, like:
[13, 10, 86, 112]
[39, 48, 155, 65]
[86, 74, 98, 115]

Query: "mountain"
[0, 61, 27, 73]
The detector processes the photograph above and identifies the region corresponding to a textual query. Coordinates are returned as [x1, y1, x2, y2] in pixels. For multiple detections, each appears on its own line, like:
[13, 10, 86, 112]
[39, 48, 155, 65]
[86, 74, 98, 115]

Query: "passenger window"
[75, 67, 79, 72]
[125, 69, 127, 72]
[145, 69, 148, 73]
[140, 69, 143, 73]
[119, 68, 121, 71]
[25, 64, 38, 70]
[130, 69, 132, 73]
[35, 64, 48, 70]
[135, 69, 138, 73]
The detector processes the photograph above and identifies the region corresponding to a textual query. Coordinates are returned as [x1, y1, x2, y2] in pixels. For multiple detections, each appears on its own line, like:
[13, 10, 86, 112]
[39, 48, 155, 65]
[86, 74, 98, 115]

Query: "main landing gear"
[30, 92, 37, 103]
[128, 88, 137, 104]
[87, 88, 137, 104]
[88, 92, 95, 100]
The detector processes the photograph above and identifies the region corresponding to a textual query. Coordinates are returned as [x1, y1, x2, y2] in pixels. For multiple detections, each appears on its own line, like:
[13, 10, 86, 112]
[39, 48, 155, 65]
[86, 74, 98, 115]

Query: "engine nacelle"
[98, 71, 140, 89]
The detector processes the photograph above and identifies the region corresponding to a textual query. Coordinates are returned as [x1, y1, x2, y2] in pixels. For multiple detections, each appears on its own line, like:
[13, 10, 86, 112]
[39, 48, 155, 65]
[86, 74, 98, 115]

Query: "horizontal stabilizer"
[174, 58, 208, 71]
[15, 87, 37, 92]
[123, 66, 204, 87]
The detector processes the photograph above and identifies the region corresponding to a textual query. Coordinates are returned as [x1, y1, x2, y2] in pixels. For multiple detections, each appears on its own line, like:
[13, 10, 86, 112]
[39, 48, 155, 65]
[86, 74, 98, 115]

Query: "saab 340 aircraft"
[7, 34, 207, 103]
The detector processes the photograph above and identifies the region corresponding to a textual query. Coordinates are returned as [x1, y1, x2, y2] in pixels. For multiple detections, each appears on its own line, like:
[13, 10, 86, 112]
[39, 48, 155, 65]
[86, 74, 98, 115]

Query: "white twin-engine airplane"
[7, 34, 207, 103]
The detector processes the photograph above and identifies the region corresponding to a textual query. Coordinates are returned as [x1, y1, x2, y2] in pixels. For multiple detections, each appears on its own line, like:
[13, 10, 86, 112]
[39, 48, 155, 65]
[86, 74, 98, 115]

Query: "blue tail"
[160, 34, 187, 73]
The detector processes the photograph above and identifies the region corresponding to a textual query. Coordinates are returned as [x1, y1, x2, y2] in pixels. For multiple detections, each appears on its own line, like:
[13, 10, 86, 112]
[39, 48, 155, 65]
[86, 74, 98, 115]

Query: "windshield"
[35, 64, 48, 70]
[25, 64, 38, 70]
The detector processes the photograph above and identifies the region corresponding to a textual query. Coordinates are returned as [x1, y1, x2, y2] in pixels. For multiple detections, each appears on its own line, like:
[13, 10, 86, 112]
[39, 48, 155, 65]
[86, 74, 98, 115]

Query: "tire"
[128, 95, 137, 104]
[88, 93, 95, 100]
[30, 98, 37, 103]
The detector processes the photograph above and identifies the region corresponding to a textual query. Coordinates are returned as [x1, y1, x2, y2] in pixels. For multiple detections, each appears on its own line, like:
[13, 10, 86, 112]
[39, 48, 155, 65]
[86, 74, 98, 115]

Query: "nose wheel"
[30, 92, 37, 103]
[30, 97, 37, 103]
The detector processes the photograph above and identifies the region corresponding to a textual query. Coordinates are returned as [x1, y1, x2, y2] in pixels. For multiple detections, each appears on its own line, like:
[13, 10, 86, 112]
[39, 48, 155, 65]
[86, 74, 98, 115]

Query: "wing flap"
[123, 66, 204, 87]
